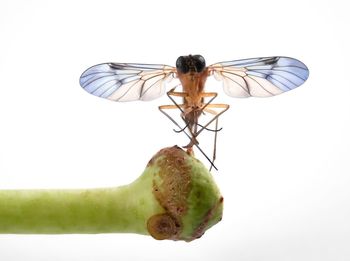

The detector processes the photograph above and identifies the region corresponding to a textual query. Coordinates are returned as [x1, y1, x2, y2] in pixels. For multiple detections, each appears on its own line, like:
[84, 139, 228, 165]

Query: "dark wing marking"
[79, 63, 177, 102]
[209, 56, 309, 98]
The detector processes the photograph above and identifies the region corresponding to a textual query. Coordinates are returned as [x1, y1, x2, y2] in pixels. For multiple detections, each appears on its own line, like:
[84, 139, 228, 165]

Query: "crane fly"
[79, 55, 309, 170]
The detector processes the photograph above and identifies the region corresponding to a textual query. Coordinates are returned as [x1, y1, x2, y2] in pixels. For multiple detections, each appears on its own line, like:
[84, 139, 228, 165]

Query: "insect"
[79, 55, 309, 170]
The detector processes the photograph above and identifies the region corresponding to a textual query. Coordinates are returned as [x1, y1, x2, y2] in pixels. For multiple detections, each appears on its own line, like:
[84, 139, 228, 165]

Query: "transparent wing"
[209, 56, 309, 98]
[79, 63, 177, 102]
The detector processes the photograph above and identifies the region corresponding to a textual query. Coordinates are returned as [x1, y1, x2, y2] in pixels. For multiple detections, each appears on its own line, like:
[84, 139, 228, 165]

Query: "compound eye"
[176, 56, 189, 74]
[193, 55, 206, 72]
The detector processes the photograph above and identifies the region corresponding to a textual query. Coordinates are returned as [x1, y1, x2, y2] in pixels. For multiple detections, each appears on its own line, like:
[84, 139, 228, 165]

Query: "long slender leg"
[193, 92, 228, 170]
[202, 107, 220, 171]
[195, 123, 222, 132]
[159, 90, 227, 170]
[158, 104, 185, 131]
[194, 103, 229, 170]
[165, 89, 199, 146]
[182, 91, 228, 148]
[180, 92, 218, 148]
[166, 88, 187, 114]
[165, 90, 223, 138]
[212, 118, 219, 171]
[159, 104, 218, 171]
[182, 91, 228, 170]
[196, 103, 230, 137]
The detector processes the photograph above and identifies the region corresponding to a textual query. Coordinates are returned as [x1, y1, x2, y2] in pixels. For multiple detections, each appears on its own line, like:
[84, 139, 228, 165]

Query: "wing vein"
[222, 71, 250, 95]
[249, 70, 297, 89]
[246, 75, 274, 96]
[141, 73, 167, 98]
[272, 68, 308, 81]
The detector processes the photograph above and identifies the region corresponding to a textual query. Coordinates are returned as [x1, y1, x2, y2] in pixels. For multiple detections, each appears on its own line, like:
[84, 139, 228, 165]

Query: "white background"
[1, 0, 349, 260]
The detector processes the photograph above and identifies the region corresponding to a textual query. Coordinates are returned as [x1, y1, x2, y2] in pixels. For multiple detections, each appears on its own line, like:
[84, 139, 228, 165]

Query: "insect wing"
[79, 63, 177, 102]
[209, 57, 309, 97]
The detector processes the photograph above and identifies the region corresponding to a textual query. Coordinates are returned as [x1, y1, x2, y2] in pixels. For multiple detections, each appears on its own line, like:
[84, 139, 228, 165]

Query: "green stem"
[0, 146, 223, 241]
[0, 172, 163, 234]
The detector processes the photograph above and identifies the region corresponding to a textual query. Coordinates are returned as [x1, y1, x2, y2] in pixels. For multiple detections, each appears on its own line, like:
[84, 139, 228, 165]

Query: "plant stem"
[0, 172, 163, 234]
[0, 146, 223, 241]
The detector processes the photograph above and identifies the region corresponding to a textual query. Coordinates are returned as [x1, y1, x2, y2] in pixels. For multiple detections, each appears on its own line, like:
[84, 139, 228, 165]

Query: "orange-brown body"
[159, 54, 228, 168]
[177, 68, 208, 108]
[176, 68, 209, 147]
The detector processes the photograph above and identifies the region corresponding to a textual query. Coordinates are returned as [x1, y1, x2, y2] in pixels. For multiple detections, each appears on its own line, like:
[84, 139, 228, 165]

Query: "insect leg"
[195, 123, 222, 132]
[199, 92, 218, 112]
[158, 103, 197, 149]
[158, 104, 186, 133]
[196, 103, 230, 138]
[158, 104, 218, 171]
[166, 89, 199, 146]
[166, 88, 187, 114]
[196, 103, 229, 170]
[174, 121, 190, 133]
[202, 107, 220, 171]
